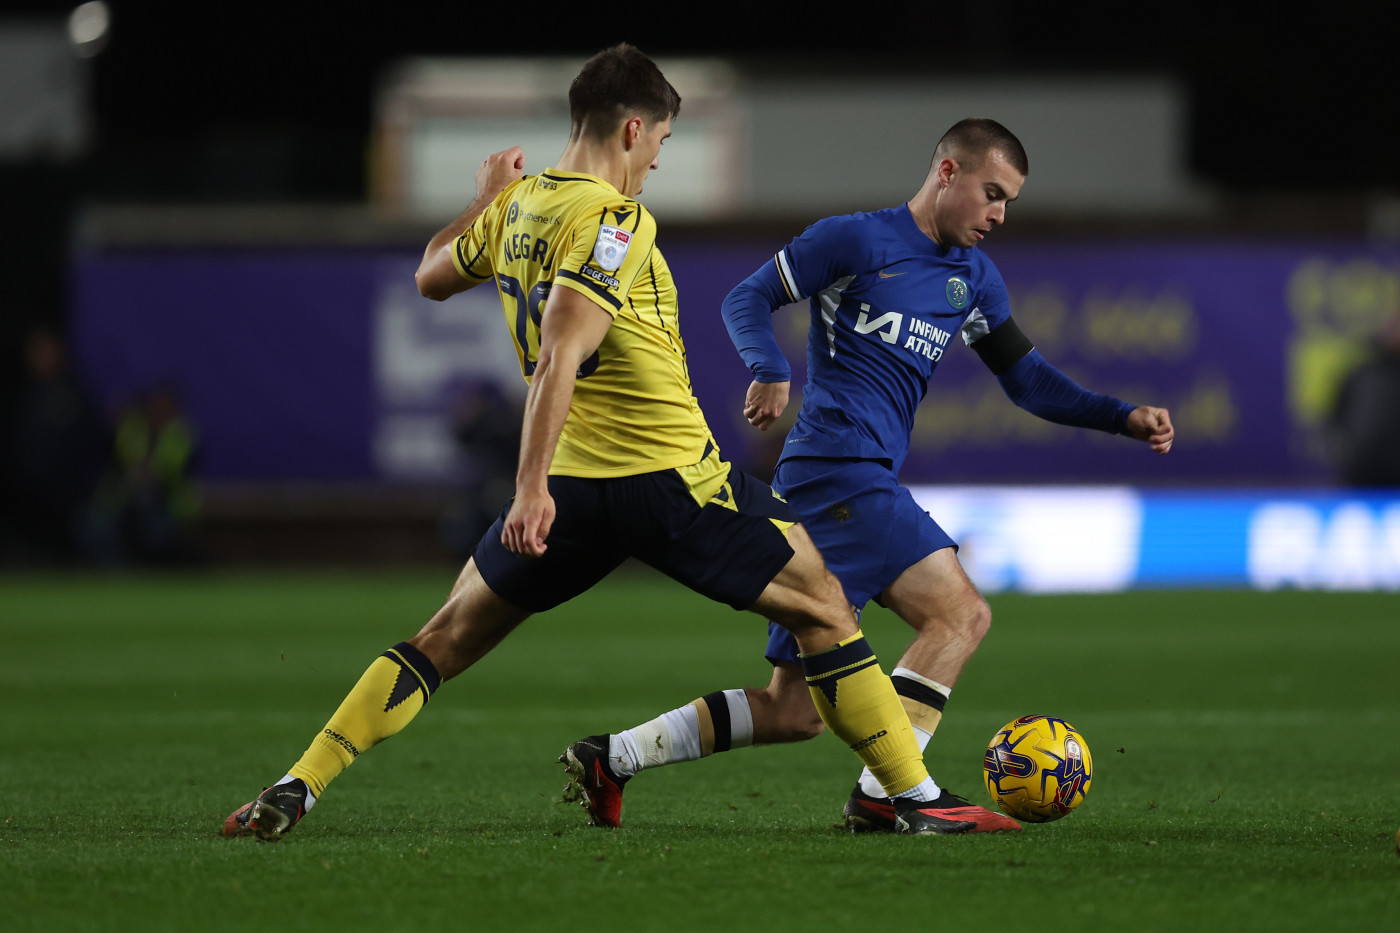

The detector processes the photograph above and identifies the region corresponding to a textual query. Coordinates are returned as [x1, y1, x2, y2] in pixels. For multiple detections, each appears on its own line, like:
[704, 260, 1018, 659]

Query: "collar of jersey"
[540, 166, 623, 195]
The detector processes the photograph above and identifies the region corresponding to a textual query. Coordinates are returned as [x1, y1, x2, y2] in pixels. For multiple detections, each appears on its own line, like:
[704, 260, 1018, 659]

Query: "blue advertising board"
[71, 240, 1400, 486]
[908, 486, 1400, 592]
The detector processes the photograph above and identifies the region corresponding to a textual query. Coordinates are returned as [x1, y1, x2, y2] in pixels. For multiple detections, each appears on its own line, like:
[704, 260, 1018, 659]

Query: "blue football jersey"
[772, 204, 1011, 473]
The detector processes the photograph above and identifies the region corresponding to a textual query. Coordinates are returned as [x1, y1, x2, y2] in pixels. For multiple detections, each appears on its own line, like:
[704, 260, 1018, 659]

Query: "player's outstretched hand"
[1127, 406, 1174, 454]
[743, 379, 791, 431]
[476, 146, 526, 203]
[502, 488, 555, 557]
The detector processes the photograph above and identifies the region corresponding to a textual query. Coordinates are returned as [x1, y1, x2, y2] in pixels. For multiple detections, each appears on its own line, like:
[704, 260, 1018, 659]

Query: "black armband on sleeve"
[970, 317, 1035, 376]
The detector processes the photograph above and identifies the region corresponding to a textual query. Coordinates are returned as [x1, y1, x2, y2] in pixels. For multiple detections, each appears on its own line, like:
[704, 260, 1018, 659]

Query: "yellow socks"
[800, 631, 927, 796]
[856, 667, 953, 798]
[287, 641, 442, 797]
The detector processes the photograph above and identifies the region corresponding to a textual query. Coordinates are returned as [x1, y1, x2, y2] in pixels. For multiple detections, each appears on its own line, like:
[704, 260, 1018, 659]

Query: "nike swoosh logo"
[878, 270, 907, 278]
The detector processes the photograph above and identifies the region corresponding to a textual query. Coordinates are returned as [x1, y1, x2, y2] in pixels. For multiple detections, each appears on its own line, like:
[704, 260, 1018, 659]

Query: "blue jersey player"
[563, 119, 1174, 833]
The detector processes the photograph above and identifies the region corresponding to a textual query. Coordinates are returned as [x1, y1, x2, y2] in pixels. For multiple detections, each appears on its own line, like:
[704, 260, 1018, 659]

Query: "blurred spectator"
[3, 327, 109, 564]
[1328, 313, 1400, 487]
[440, 381, 521, 560]
[90, 385, 203, 564]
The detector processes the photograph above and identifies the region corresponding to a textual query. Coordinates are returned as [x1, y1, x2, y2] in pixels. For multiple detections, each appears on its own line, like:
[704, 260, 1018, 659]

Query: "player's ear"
[622, 116, 643, 150]
[937, 157, 958, 188]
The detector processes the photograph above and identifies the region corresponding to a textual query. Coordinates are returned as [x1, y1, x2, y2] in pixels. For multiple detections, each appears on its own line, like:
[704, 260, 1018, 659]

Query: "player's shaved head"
[569, 44, 681, 142]
[933, 118, 1028, 176]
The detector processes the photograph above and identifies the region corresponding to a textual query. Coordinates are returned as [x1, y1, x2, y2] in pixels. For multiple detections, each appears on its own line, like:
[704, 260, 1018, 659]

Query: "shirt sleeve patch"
[556, 269, 623, 311]
[592, 225, 632, 271]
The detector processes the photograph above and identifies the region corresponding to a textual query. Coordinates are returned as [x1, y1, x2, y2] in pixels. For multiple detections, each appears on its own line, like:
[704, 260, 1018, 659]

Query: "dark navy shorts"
[764, 458, 956, 664]
[474, 449, 800, 614]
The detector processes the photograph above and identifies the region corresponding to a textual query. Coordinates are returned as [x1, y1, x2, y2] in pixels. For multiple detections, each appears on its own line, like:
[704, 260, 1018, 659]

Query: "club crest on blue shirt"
[946, 277, 970, 310]
[593, 224, 632, 272]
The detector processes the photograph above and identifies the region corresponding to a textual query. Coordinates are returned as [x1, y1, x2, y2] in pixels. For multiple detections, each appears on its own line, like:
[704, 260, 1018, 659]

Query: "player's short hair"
[933, 118, 1029, 176]
[569, 44, 681, 141]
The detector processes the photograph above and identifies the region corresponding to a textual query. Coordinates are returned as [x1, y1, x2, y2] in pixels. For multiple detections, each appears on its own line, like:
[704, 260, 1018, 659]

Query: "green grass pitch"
[2, 569, 1397, 931]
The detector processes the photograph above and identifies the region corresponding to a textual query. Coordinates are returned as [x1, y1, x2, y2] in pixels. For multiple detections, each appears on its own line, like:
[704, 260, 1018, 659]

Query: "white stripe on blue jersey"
[775, 249, 804, 302]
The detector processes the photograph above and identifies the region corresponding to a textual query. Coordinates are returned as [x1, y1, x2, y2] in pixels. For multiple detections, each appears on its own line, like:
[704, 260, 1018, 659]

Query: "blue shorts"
[763, 458, 956, 665]
[474, 448, 800, 614]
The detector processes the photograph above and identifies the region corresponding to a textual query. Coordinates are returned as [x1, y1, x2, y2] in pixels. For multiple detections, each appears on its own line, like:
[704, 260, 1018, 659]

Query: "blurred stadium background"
[3, 3, 1397, 591]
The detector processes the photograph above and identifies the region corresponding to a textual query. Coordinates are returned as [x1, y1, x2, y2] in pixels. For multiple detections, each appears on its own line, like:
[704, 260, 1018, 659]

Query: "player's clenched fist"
[743, 379, 791, 430]
[477, 146, 526, 202]
[1126, 405, 1174, 454]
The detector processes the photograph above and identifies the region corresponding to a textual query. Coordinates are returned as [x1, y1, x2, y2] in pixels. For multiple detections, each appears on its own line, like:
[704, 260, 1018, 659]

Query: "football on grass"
[983, 715, 1093, 822]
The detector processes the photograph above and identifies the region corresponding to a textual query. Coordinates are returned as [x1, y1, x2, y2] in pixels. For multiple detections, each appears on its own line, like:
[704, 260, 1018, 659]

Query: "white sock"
[891, 776, 942, 804]
[611, 705, 704, 777]
[610, 688, 759, 778]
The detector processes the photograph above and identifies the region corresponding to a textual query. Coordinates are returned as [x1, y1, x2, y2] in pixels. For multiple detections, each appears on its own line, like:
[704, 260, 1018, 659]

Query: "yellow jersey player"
[223, 43, 965, 840]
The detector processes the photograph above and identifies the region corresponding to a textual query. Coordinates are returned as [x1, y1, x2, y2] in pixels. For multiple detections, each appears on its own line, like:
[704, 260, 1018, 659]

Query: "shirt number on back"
[498, 273, 599, 378]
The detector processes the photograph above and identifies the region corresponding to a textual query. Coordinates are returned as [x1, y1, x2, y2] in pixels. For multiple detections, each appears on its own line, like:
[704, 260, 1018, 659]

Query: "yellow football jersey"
[452, 168, 715, 478]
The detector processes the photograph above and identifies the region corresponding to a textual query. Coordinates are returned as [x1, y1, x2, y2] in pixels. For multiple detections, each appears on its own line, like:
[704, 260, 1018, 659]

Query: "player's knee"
[907, 594, 991, 645]
[435, 593, 477, 638]
[935, 596, 992, 646]
[964, 597, 992, 643]
[763, 593, 850, 646]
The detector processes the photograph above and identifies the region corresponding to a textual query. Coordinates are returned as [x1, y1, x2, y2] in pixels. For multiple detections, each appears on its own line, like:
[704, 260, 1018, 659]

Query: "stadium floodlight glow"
[68, 1, 111, 58]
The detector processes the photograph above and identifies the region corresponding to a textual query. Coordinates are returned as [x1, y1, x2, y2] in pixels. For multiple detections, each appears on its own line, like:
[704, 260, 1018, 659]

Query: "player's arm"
[724, 218, 859, 429]
[416, 146, 526, 301]
[973, 317, 1175, 453]
[722, 259, 797, 430]
[500, 286, 614, 557]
